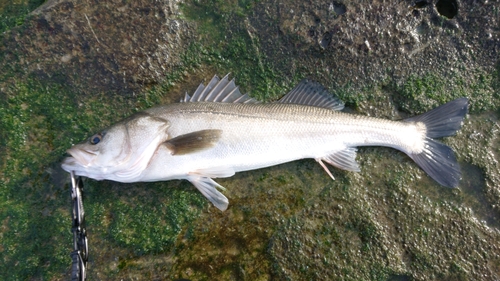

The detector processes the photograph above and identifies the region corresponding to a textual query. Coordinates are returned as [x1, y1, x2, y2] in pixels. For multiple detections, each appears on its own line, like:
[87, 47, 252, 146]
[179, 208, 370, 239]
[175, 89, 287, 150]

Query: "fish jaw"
[65, 145, 96, 167]
[61, 144, 99, 176]
[61, 146, 108, 180]
[61, 156, 105, 180]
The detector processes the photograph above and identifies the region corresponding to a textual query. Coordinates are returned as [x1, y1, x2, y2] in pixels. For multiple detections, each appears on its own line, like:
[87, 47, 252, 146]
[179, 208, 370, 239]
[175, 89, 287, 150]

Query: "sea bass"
[62, 74, 468, 211]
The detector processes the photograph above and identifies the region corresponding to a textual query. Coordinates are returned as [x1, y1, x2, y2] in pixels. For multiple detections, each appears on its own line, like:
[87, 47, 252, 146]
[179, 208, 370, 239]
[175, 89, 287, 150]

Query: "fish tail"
[405, 98, 468, 188]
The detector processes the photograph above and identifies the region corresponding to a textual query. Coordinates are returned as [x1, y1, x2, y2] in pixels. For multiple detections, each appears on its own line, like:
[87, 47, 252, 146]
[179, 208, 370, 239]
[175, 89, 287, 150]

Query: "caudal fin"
[405, 98, 468, 188]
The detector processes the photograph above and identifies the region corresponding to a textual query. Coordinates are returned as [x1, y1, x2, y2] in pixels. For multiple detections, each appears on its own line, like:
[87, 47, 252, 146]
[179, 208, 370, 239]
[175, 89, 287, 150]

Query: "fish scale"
[62, 74, 468, 211]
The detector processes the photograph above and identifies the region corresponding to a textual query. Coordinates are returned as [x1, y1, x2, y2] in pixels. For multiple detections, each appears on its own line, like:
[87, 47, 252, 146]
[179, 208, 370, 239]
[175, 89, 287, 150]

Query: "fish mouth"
[64, 146, 97, 168]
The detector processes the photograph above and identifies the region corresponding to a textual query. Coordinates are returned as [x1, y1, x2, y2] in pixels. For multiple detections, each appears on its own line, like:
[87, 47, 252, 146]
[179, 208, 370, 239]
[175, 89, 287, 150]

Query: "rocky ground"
[0, 0, 499, 280]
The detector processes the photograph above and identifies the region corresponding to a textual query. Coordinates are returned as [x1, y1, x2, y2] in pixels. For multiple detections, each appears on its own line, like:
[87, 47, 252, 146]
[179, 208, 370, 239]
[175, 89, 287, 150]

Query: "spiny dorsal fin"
[277, 79, 344, 110]
[181, 74, 260, 104]
[164, 129, 222, 155]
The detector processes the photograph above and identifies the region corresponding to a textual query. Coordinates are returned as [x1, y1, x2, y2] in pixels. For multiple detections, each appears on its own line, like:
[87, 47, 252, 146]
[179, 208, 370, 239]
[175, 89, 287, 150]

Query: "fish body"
[140, 102, 424, 180]
[62, 75, 468, 211]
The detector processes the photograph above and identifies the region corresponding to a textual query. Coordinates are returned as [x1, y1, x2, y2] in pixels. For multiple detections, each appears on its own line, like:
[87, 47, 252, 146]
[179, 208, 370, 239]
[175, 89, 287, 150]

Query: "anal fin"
[187, 176, 229, 211]
[316, 148, 361, 179]
[316, 159, 336, 180]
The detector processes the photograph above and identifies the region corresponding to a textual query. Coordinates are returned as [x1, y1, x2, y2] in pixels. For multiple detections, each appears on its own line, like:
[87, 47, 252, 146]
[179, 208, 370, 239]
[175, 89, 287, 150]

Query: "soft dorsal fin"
[277, 79, 344, 110]
[181, 74, 260, 104]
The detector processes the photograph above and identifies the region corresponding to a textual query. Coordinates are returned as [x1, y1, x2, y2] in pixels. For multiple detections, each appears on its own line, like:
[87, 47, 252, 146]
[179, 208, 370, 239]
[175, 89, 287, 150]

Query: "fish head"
[62, 124, 128, 174]
[62, 112, 170, 182]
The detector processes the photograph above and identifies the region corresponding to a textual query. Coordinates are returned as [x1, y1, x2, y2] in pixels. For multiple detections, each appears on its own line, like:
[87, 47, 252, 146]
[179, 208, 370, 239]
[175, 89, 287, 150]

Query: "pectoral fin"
[164, 129, 222, 155]
[316, 148, 361, 179]
[187, 176, 229, 211]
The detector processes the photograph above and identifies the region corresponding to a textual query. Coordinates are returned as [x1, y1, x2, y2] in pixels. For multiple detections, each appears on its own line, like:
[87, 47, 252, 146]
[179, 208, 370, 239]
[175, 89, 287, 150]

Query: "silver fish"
[62, 74, 468, 211]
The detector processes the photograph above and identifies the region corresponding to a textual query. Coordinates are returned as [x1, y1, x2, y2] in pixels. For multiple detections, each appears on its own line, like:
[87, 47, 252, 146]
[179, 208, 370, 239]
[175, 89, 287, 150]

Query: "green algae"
[0, 66, 204, 279]
[0, 80, 103, 279]
[391, 72, 499, 114]
[157, 8, 500, 276]
[0, 0, 499, 280]
[0, 0, 44, 34]
[106, 182, 205, 255]
[180, 0, 290, 101]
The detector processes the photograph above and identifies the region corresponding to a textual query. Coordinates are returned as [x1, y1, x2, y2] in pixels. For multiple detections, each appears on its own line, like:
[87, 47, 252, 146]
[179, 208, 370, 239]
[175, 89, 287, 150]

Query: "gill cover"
[62, 112, 170, 182]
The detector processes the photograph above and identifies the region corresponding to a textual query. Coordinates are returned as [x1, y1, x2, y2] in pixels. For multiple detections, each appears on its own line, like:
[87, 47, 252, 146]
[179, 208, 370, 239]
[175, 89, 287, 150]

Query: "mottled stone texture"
[1, 0, 499, 280]
[249, 0, 498, 95]
[1, 0, 194, 95]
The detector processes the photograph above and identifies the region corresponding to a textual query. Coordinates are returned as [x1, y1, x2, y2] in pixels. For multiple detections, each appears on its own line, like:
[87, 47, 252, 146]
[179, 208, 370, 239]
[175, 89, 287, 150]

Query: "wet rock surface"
[249, 0, 498, 108]
[0, 0, 499, 280]
[1, 0, 194, 95]
[238, 1, 500, 279]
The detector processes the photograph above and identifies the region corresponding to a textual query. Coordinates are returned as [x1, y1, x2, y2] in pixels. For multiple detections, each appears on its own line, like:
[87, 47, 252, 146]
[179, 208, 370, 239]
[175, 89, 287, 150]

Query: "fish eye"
[90, 133, 102, 145]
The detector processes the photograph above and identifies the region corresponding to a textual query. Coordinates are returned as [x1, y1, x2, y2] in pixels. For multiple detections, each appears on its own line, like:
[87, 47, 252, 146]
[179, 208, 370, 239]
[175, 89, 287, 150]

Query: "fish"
[62, 74, 468, 211]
